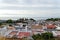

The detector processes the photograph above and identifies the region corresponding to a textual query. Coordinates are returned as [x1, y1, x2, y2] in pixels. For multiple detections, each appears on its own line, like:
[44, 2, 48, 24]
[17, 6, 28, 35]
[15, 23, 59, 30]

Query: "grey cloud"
[2, 0, 60, 9]
[0, 6, 60, 10]
[2, 0, 59, 5]
[0, 0, 60, 18]
[3, 0, 18, 4]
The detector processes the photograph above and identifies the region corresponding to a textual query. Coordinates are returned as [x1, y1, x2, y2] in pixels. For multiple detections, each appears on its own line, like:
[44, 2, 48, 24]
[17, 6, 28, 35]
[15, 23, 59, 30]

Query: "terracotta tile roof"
[17, 32, 30, 38]
[46, 24, 56, 29]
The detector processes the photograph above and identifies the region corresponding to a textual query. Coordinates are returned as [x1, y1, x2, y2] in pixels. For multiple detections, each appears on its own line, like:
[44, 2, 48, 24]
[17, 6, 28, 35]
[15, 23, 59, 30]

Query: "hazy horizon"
[0, 0, 60, 20]
[0, 17, 60, 20]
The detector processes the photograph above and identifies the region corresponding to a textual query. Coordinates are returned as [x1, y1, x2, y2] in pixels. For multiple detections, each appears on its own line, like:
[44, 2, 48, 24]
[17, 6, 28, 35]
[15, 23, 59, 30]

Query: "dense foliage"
[32, 32, 54, 40]
[6, 19, 13, 23]
[32, 34, 41, 40]
[46, 18, 60, 21]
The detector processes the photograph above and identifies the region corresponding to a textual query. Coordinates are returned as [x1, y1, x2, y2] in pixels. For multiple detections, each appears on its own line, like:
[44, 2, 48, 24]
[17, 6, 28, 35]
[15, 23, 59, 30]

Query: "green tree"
[6, 19, 13, 23]
[0, 22, 2, 26]
[46, 18, 60, 21]
[0, 22, 3, 28]
[41, 32, 54, 40]
[32, 34, 41, 40]
[18, 18, 25, 23]
[46, 18, 53, 21]
[30, 18, 36, 22]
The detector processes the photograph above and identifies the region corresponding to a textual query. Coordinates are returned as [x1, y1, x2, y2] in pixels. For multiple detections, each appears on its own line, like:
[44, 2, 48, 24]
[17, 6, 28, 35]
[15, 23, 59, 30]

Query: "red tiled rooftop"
[17, 32, 30, 38]
[46, 24, 56, 29]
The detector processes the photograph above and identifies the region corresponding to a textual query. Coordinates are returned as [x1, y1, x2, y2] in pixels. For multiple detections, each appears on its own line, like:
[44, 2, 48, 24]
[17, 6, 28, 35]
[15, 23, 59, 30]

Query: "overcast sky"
[0, 0, 60, 20]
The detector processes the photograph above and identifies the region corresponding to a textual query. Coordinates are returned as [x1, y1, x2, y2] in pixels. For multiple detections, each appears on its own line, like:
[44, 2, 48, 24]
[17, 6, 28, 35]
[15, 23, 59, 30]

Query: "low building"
[7, 25, 15, 30]
[52, 31, 60, 37]
[46, 24, 56, 29]
[31, 24, 45, 34]
[6, 31, 18, 38]
[17, 32, 30, 38]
